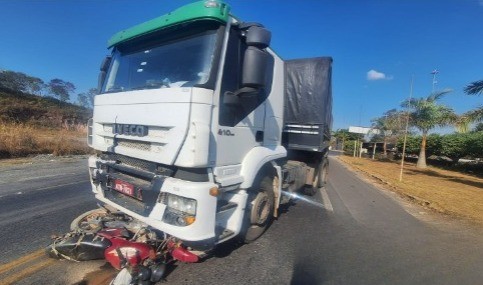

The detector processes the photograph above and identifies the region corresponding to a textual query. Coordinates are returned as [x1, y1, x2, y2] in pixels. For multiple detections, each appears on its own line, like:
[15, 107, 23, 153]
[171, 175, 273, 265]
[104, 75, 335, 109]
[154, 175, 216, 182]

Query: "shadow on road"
[405, 168, 483, 188]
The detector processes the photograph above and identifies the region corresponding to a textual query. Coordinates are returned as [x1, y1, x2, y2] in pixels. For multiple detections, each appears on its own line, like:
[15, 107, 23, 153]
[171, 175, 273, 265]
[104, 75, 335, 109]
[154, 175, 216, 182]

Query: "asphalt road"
[0, 155, 482, 285]
[0, 156, 97, 263]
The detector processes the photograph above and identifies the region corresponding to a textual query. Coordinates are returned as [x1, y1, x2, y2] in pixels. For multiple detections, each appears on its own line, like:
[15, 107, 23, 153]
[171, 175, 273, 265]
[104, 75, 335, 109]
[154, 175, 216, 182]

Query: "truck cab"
[88, 0, 332, 251]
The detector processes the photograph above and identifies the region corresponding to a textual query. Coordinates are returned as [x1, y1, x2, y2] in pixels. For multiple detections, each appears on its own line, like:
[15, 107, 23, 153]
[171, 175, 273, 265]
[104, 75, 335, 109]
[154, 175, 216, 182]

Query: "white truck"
[50, 1, 332, 283]
[89, 0, 332, 249]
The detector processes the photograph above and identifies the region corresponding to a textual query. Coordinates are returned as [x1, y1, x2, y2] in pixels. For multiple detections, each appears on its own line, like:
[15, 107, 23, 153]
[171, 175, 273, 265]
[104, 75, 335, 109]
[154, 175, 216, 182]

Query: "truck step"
[216, 201, 237, 213]
[215, 226, 235, 241]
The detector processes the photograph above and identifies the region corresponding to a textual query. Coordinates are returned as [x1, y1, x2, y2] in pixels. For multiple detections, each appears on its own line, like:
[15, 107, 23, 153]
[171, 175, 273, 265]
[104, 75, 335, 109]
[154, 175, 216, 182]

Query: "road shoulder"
[334, 155, 483, 232]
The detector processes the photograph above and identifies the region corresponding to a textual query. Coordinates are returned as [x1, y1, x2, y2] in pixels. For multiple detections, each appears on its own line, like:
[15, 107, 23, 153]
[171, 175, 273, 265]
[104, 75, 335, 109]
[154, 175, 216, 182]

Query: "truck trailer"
[47, 1, 332, 283]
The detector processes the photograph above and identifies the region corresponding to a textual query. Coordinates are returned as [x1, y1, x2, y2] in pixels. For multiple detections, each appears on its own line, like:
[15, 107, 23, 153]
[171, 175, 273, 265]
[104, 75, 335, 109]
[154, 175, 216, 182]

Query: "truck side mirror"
[97, 56, 112, 94]
[240, 25, 271, 90]
[224, 24, 272, 101]
[245, 26, 271, 49]
[242, 47, 270, 88]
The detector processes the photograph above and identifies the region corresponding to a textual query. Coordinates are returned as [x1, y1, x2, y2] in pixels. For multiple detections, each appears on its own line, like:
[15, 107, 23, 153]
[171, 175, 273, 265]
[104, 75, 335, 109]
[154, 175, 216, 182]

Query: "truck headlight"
[159, 193, 197, 226]
[165, 194, 197, 215]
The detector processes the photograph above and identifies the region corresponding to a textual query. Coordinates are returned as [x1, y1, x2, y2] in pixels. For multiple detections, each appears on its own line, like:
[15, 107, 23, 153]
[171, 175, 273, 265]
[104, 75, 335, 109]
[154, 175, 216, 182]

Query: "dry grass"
[338, 155, 483, 225]
[0, 122, 91, 158]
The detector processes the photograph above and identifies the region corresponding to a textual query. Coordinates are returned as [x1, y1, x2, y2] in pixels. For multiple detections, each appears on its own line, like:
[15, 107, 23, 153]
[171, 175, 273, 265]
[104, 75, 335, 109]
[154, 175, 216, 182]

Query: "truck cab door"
[214, 27, 273, 166]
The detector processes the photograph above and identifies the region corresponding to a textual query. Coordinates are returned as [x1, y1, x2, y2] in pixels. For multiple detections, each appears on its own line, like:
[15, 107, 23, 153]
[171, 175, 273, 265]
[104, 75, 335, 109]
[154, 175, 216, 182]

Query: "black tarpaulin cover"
[284, 57, 333, 130]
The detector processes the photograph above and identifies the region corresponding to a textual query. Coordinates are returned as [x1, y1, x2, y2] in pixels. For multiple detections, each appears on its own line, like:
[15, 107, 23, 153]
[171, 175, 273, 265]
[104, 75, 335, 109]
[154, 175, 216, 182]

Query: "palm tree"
[465, 106, 483, 123]
[371, 109, 405, 156]
[454, 115, 471, 133]
[401, 89, 455, 168]
[464, 80, 483, 95]
[463, 79, 483, 123]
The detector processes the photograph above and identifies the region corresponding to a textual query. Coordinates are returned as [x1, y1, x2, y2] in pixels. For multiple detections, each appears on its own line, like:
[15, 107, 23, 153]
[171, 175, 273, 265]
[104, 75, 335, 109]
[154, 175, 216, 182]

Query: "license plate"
[113, 179, 135, 197]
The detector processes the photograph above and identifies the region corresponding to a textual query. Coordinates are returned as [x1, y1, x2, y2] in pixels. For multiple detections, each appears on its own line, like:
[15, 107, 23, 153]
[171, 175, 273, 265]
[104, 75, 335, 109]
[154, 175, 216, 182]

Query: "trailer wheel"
[240, 175, 275, 243]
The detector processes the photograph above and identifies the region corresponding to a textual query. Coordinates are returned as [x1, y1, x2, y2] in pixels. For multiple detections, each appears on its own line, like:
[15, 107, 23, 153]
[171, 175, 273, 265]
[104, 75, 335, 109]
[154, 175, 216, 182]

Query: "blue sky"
[1, 0, 482, 131]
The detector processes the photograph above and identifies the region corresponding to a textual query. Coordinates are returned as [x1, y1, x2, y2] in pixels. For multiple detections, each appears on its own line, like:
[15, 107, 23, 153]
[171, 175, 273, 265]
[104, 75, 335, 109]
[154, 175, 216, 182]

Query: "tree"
[0, 70, 45, 95]
[332, 129, 363, 151]
[454, 115, 471, 134]
[370, 109, 406, 156]
[461, 106, 483, 125]
[464, 79, 483, 95]
[25, 76, 45, 95]
[397, 135, 420, 155]
[401, 89, 456, 168]
[440, 134, 468, 163]
[332, 129, 349, 151]
[76, 88, 97, 108]
[472, 122, 483, 132]
[77, 93, 89, 108]
[462, 79, 483, 124]
[466, 132, 483, 159]
[0, 70, 29, 92]
[48, 79, 76, 102]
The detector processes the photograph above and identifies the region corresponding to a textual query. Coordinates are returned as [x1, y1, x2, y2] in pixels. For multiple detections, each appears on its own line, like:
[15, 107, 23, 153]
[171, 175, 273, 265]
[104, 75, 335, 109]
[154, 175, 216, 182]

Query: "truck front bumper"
[89, 159, 218, 250]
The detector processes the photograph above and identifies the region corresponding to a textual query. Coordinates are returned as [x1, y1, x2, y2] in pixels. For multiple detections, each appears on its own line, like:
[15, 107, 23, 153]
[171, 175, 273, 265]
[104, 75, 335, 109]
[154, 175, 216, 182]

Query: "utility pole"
[399, 76, 414, 182]
[431, 69, 439, 93]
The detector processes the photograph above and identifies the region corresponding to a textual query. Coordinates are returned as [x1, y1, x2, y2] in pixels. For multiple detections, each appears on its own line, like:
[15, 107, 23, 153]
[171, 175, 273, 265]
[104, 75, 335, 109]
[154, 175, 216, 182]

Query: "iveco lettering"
[114, 124, 148, 137]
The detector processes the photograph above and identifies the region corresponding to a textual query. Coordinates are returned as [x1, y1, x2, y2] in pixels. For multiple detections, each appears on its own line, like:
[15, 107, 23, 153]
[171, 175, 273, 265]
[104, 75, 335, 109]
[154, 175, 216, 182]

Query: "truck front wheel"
[240, 175, 275, 243]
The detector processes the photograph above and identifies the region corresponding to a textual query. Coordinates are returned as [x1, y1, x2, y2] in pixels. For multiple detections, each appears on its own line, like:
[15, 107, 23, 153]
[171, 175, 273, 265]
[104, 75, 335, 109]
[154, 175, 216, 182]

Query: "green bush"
[398, 132, 483, 162]
[466, 132, 483, 159]
[441, 134, 469, 162]
[426, 134, 443, 157]
[397, 135, 420, 155]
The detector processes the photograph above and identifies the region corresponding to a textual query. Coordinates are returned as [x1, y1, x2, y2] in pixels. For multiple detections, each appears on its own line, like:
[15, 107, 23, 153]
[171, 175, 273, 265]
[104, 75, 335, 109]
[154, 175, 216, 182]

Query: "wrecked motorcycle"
[46, 206, 201, 285]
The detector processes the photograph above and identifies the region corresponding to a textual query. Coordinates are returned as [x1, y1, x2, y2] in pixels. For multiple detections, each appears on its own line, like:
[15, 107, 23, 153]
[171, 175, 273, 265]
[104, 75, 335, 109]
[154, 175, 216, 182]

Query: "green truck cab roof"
[107, 1, 231, 48]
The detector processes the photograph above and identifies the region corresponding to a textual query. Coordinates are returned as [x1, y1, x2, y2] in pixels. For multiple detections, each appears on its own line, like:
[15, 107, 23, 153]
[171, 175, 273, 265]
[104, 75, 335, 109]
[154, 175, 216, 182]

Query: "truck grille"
[101, 153, 156, 172]
[117, 139, 151, 152]
[104, 188, 149, 216]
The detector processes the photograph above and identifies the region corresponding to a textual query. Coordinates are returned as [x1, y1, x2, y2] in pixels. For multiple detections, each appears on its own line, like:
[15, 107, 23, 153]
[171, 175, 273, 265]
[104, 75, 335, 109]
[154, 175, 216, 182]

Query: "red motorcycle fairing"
[98, 228, 156, 270]
[167, 241, 199, 263]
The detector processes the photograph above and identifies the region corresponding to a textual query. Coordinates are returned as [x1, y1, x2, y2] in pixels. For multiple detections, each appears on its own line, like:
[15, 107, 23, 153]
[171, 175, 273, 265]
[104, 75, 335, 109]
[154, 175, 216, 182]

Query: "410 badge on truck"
[218, 129, 235, 136]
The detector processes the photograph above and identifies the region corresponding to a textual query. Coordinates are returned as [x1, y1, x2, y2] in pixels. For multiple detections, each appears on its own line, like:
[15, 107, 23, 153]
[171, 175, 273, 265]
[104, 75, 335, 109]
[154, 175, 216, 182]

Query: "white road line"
[319, 187, 334, 212]
[18, 172, 80, 182]
[33, 180, 86, 191]
[0, 181, 86, 199]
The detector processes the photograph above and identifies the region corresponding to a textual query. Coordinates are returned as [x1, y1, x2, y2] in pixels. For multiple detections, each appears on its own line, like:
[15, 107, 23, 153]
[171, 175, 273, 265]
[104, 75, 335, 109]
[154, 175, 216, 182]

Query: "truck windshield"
[102, 30, 218, 93]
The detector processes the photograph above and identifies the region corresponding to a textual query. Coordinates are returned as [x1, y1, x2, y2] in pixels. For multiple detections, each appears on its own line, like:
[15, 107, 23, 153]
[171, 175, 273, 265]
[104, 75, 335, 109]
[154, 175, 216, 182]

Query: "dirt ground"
[337, 155, 483, 225]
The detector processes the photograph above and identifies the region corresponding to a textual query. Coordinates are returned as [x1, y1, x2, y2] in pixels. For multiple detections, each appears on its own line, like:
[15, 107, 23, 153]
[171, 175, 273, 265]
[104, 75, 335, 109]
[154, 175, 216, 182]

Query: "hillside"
[0, 87, 91, 127]
[0, 88, 92, 158]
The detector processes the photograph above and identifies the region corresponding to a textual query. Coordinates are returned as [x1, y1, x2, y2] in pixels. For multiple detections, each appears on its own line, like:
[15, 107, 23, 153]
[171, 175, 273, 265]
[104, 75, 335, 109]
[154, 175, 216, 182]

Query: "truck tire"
[316, 159, 329, 188]
[240, 175, 275, 243]
[304, 158, 329, 196]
